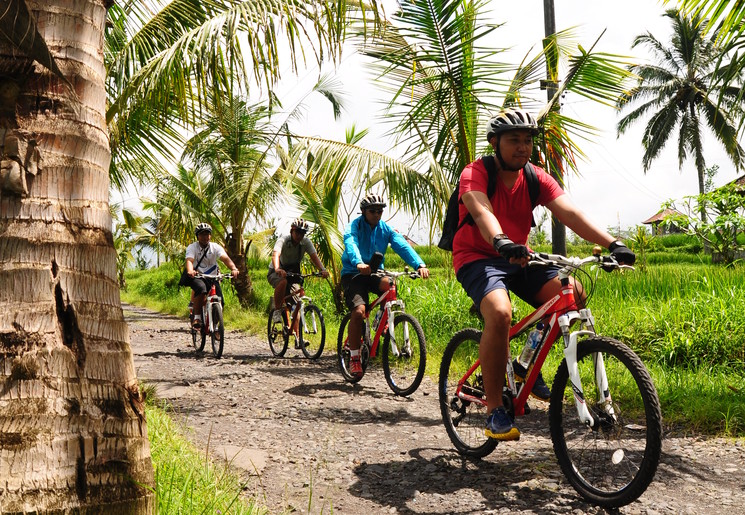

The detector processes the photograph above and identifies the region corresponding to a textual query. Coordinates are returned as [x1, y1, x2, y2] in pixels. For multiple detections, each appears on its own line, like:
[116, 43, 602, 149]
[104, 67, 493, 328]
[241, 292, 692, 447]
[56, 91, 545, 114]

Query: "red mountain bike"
[188, 272, 232, 358]
[337, 269, 426, 396]
[439, 249, 662, 508]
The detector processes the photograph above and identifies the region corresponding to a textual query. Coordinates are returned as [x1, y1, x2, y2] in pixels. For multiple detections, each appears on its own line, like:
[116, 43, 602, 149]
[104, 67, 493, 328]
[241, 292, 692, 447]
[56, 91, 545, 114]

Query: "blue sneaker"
[513, 360, 551, 401]
[484, 407, 520, 441]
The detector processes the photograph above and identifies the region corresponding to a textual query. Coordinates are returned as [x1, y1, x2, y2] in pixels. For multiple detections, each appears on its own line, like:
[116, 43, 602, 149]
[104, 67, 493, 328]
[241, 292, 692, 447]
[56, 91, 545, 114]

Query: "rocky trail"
[125, 303, 745, 514]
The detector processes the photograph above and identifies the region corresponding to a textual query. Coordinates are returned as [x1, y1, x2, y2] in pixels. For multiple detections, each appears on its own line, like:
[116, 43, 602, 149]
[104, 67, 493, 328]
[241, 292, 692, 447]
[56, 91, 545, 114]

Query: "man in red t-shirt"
[454, 108, 636, 441]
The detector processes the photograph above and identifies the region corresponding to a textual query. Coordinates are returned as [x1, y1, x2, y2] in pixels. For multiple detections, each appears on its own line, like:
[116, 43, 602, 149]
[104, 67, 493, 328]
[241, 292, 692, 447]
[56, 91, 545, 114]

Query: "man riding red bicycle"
[453, 108, 636, 441]
[184, 223, 239, 330]
[340, 194, 430, 378]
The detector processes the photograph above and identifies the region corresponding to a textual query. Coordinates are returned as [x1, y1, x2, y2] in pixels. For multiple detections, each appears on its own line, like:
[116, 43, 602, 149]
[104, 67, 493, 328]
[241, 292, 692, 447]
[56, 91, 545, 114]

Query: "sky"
[274, 0, 743, 241]
[114, 1, 743, 244]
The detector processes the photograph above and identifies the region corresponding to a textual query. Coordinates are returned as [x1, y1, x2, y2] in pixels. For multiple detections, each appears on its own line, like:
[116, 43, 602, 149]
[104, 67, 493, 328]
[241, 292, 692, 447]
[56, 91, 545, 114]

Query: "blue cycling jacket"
[341, 216, 425, 276]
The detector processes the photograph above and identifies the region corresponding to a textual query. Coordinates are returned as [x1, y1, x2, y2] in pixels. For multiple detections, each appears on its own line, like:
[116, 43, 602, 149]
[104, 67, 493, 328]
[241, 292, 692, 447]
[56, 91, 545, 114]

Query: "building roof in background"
[642, 208, 682, 224]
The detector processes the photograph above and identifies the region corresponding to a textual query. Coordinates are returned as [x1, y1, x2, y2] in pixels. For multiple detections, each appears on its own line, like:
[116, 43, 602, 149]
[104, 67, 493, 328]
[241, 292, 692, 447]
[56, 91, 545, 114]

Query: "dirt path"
[125, 303, 745, 515]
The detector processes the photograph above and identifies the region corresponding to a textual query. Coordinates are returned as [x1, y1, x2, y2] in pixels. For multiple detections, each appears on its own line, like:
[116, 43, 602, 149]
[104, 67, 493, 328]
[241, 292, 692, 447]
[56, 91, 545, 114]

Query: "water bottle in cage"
[372, 308, 384, 331]
[518, 322, 544, 368]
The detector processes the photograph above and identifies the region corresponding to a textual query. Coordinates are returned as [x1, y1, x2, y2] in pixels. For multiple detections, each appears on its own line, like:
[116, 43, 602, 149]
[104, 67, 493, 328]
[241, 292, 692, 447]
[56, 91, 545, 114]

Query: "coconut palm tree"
[0, 0, 153, 511]
[616, 8, 745, 220]
[296, 0, 633, 244]
[105, 0, 382, 189]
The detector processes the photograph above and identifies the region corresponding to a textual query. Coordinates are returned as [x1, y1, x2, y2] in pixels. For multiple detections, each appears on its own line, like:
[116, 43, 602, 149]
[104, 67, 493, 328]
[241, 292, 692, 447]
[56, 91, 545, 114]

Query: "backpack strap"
[523, 162, 539, 227]
[459, 156, 540, 228]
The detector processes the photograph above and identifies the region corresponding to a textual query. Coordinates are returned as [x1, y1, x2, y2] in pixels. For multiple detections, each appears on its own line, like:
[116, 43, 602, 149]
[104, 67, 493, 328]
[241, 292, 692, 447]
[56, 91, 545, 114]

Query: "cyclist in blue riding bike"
[453, 108, 635, 441]
[341, 194, 430, 378]
[185, 223, 239, 329]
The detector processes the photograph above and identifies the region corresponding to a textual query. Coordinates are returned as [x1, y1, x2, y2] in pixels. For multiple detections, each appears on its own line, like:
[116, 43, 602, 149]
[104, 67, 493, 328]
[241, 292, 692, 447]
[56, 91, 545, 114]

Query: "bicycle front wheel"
[300, 304, 325, 360]
[267, 309, 288, 357]
[336, 313, 369, 383]
[382, 312, 426, 396]
[210, 303, 224, 358]
[439, 328, 497, 458]
[549, 336, 662, 508]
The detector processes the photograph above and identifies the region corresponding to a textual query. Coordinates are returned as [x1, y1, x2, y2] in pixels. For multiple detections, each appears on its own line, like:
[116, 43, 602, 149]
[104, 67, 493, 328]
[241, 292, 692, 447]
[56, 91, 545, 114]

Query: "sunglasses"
[295, 229, 307, 235]
[367, 208, 384, 214]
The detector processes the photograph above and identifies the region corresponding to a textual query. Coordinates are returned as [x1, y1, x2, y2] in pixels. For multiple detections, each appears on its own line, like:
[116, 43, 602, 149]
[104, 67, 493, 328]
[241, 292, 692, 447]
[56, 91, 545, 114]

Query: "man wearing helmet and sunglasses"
[454, 108, 635, 441]
[185, 223, 240, 329]
[340, 194, 430, 377]
[268, 218, 329, 324]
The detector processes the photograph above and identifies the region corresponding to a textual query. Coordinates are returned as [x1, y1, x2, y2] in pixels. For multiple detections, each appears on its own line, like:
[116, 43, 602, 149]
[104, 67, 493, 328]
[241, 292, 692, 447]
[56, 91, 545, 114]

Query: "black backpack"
[437, 155, 540, 251]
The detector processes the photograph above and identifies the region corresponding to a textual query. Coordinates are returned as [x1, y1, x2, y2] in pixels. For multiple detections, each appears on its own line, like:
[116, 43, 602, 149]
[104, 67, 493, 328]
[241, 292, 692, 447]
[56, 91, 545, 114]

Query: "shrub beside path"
[125, 303, 744, 514]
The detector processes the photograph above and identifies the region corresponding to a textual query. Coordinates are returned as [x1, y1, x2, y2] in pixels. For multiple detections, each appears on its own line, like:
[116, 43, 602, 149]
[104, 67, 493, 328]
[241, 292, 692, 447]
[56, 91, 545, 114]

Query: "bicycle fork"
[559, 308, 615, 428]
[383, 300, 408, 356]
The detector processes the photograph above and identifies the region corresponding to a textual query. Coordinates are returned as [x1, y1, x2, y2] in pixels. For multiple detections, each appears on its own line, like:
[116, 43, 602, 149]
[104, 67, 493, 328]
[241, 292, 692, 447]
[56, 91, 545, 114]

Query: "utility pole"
[543, 0, 567, 255]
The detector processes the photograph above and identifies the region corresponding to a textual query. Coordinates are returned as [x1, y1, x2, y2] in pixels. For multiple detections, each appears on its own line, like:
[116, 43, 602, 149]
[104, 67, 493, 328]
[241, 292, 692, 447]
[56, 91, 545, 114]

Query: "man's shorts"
[341, 273, 384, 310]
[456, 257, 559, 310]
[190, 277, 222, 299]
[267, 263, 301, 288]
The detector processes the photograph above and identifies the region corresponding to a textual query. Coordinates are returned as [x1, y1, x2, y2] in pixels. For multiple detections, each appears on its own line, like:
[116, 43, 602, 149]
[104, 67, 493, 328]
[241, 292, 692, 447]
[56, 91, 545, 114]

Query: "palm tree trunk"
[226, 233, 253, 306]
[0, 0, 153, 511]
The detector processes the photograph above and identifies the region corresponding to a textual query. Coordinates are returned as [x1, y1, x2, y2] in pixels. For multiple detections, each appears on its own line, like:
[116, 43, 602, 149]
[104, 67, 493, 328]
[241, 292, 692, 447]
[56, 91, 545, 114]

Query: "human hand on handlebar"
[609, 241, 636, 266]
[276, 268, 287, 278]
[493, 236, 529, 265]
[357, 263, 371, 275]
[417, 266, 430, 279]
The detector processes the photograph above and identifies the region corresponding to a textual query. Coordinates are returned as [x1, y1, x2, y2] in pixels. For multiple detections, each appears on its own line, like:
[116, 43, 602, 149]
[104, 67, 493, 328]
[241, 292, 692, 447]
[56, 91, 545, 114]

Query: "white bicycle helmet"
[195, 222, 212, 236]
[485, 108, 540, 141]
[291, 218, 309, 232]
[360, 194, 386, 210]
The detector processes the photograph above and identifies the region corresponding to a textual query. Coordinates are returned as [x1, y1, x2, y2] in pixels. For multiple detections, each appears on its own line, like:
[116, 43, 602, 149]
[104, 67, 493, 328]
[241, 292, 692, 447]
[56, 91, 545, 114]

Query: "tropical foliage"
[616, 8, 745, 211]
[104, 0, 378, 188]
[662, 182, 745, 263]
[291, 0, 635, 244]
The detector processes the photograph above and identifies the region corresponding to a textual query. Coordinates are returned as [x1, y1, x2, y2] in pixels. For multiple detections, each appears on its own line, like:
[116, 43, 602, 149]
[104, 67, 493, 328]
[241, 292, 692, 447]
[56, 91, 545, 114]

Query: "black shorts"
[341, 274, 384, 310]
[190, 277, 222, 299]
[456, 257, 559, 309]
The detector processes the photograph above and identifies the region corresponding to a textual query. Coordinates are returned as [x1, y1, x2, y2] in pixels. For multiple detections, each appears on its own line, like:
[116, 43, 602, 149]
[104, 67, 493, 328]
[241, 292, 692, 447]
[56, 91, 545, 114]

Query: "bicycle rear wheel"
[549, 336, 662, 508]
[267, 309, 288, 357]
[336, 313, 369, 383]
[210, 302, 224, 358]
[382, 312, 426, 396]
[439, 328, 497, 458]
[300, 303, 325, 360]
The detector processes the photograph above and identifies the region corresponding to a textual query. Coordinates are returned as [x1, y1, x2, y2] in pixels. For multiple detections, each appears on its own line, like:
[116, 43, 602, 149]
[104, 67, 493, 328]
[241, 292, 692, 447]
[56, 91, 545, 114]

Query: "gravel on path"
[125, 303, 745, 515]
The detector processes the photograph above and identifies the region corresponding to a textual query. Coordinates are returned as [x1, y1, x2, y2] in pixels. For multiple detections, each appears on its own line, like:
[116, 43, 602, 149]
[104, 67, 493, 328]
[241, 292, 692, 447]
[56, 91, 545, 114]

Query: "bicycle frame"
[281, 273, 321, 338]
[363, 276, 407, 358]
[456, 261, 610, 426]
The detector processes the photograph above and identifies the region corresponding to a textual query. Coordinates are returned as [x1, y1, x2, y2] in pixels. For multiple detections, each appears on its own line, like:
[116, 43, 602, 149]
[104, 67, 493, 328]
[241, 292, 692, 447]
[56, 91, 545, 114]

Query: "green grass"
[124, 246, 745, 436]
[145, 390, 265, 514]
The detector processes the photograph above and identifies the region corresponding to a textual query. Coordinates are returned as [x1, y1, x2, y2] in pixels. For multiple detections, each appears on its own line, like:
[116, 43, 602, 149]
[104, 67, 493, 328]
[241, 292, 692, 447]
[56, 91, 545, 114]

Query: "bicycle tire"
[210, 302, 224, 358]
[549, 336, 662, 508]
[439, 328, 497, 458]
[267, 309, 288, 357]
[382, 312, 426, 396]
[336, 312, 369, 383]
[300, 303, 325, 360]
[190, 312, 205, 353]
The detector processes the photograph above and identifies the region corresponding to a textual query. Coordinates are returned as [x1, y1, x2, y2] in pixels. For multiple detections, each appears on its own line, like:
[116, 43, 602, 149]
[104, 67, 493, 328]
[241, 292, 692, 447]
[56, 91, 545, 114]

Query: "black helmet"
[291, 218, 309, 232]
[485, 108, 539, 142]
[360, 194, 386, 210]
[195, 222, 212, 236]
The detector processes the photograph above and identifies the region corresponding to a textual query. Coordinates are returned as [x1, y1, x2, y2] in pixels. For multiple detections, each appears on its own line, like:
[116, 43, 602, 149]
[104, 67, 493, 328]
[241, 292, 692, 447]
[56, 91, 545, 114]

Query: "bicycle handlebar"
[193, 272, 233, 281]
[371, 269, 422, 280]
[529, 251, 635, 271]
[285, 271, 326, 279]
